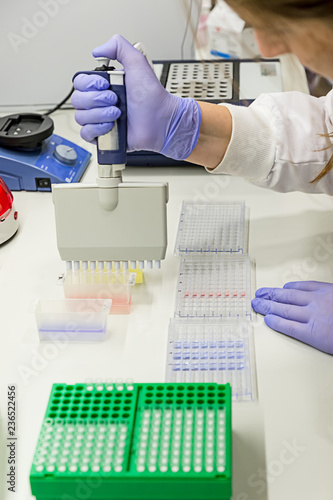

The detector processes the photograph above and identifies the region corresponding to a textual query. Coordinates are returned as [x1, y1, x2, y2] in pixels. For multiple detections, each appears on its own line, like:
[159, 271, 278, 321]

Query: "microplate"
[166, 320, 256, 401]
[165, 61, 233, 100]
[30, 382, 232, 500]
[175, 256, 252, 319]
[174, 202, 246, 256]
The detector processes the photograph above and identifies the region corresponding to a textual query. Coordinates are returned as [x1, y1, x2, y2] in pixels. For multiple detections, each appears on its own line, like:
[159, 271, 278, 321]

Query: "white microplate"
[174, 202, 246, 256]
[175, 257, 252, 320]
[165, 62, 233, 100]
[166, 319, 256, 401]
[35, 299, 111, 341]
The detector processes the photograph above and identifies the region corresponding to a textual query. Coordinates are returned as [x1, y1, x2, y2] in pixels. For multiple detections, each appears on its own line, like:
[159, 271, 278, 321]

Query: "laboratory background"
[1, 1, 333, 500]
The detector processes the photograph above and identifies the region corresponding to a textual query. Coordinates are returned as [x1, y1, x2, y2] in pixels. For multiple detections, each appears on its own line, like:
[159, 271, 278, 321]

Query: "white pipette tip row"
[65, 260, 162, 272]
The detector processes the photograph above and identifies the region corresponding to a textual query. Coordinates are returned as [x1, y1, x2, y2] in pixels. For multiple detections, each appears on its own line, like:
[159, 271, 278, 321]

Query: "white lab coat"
[211, 89, 333, 194]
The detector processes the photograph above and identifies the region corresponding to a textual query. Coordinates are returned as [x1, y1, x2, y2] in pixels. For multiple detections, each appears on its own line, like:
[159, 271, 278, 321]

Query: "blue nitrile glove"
[252, 281, 333, 355]
[71, 34, 201, 161]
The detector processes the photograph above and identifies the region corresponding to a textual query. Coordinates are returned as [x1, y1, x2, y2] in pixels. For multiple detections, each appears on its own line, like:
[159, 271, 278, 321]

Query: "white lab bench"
[2, 96, 333, 500]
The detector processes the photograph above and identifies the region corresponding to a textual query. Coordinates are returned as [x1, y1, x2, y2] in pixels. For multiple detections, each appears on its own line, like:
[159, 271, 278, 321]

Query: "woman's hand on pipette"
[252, 281, 333, 355]
[71, 34, 201, 160]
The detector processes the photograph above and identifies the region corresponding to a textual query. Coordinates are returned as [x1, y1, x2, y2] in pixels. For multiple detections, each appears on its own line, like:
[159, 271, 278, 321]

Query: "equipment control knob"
[54, 144, 77, 165]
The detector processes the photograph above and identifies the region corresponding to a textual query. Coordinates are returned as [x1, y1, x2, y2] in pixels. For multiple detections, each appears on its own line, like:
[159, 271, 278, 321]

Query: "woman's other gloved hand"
[252, 281, 333, 355]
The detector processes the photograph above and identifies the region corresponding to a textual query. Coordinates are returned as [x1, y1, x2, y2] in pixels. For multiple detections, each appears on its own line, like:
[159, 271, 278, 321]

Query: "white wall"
[0, 0, 201, 111]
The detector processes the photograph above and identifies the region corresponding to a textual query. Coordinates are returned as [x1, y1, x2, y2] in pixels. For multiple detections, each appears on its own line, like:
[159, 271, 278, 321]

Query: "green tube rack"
[30, 382, 232, 500]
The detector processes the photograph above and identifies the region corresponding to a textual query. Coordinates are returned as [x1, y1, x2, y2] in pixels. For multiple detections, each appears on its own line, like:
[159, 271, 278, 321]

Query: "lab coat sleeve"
[208, 90, 333, 194]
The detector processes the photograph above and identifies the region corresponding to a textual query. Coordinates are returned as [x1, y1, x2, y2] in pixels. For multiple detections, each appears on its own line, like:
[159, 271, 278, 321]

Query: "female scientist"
[71, 0, 333, 355]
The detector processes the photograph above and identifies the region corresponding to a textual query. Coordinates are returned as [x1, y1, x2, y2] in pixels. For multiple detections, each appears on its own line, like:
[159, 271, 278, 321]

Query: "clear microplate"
[166, 319, 257, 401]
[175, 256, 253, 320]
[62, 271, 131, 314]
[35, 299, 111, 341]
[174, 202, 246, 256]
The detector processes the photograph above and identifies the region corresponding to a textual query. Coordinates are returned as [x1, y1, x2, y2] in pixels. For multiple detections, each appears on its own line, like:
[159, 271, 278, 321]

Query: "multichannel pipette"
[53, 55, 168, 282]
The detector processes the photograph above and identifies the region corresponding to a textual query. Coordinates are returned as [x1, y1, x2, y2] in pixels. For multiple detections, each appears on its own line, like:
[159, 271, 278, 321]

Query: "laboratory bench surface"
[1, 110, 333, 500]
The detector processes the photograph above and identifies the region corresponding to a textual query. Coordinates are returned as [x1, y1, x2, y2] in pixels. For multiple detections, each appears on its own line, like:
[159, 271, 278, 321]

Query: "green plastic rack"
[30, 382, 232, 500]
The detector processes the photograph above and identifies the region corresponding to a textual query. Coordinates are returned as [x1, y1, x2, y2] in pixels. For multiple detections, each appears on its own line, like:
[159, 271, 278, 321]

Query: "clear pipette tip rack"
[174, 202, 246, 256]
[166, 319, 256, 401]
[175, 256, 252, 320]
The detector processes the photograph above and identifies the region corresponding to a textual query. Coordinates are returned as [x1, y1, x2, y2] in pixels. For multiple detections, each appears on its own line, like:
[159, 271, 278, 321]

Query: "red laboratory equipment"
[0, 176, 18, 244]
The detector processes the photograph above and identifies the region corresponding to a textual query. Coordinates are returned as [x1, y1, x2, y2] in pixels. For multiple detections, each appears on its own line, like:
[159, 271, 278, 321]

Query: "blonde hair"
[311, 134, 333, 184]
[225, 0, 333, 19]
[225, 0, 333, 183]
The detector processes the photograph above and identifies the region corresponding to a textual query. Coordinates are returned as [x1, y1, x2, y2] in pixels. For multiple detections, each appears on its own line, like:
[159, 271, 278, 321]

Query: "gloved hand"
[252, 281, 333, 355]
[71, 34, 201, 160]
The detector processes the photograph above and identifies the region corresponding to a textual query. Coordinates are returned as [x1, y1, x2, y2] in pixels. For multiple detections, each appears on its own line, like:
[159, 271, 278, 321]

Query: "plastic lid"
[0, 177, 13, 217]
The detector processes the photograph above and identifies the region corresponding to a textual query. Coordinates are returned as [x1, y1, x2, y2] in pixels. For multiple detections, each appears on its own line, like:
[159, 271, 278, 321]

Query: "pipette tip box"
[30, 382, 232, 500]
[175, 256, 253, 320]
[35, 299, 111, 341]
[166, 319, 256, 401]
[174, 202, 247, 256]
